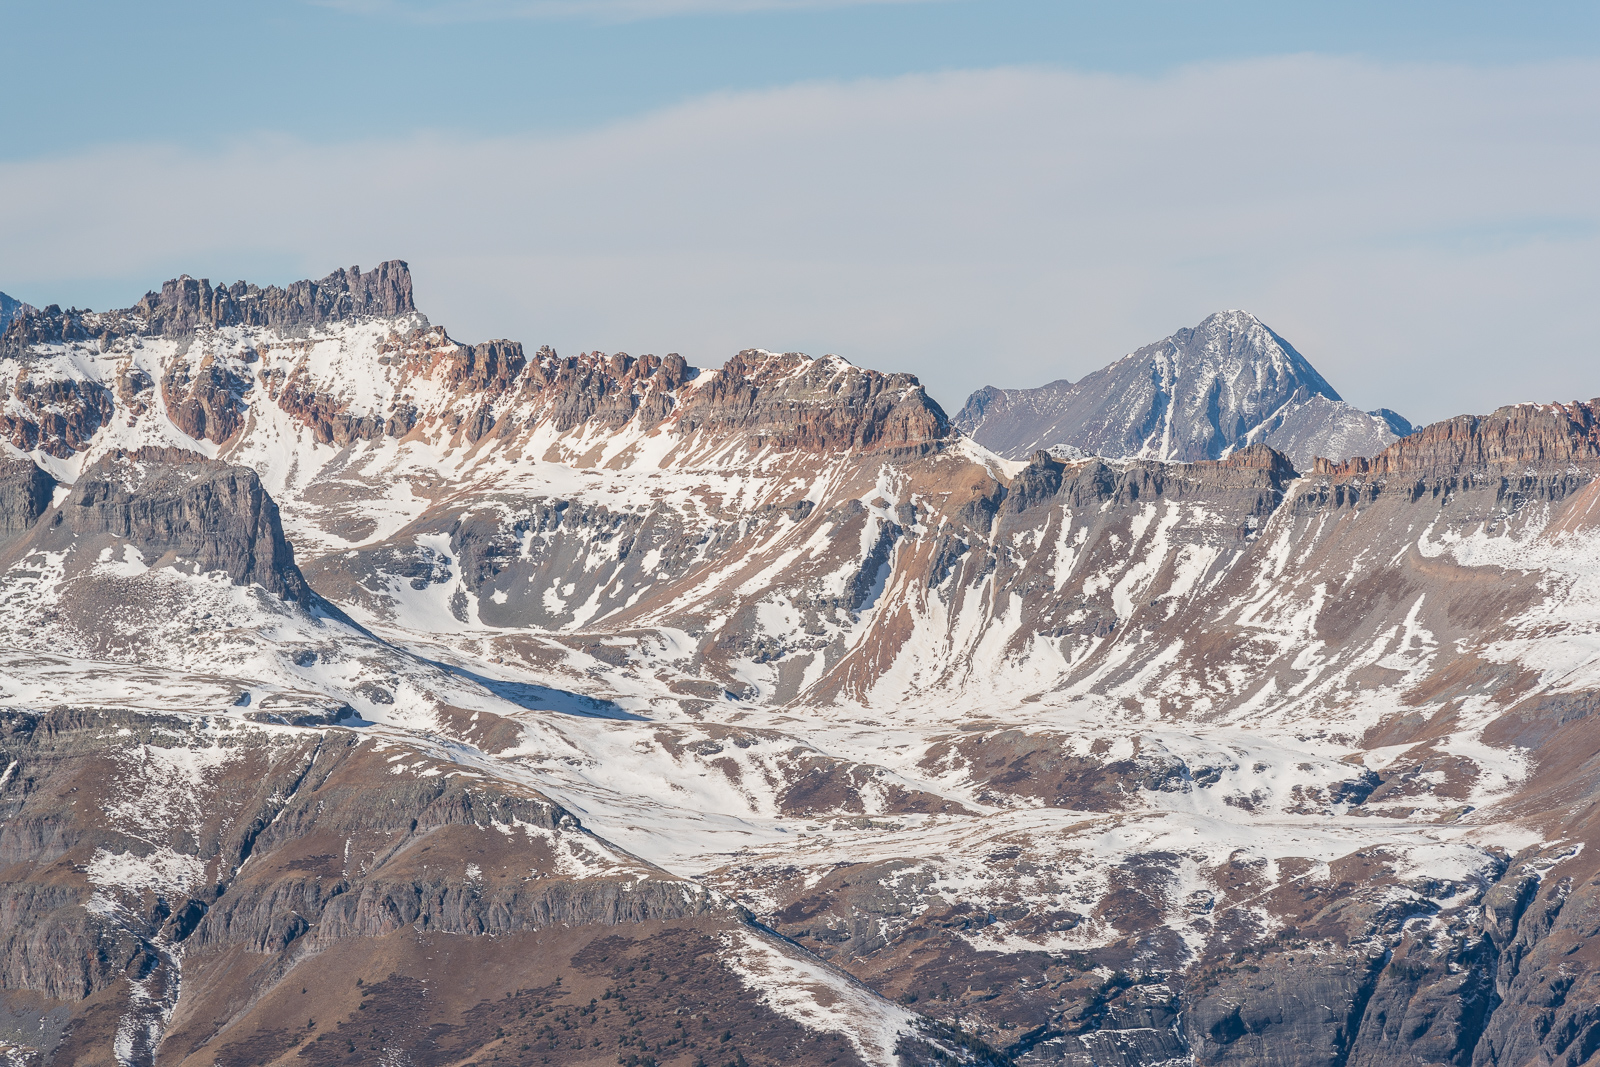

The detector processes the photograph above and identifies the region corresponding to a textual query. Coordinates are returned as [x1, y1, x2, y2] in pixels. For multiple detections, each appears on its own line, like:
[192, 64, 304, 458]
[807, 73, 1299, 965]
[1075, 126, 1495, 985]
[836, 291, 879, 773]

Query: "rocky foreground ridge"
[0, 263, 1598, 1066]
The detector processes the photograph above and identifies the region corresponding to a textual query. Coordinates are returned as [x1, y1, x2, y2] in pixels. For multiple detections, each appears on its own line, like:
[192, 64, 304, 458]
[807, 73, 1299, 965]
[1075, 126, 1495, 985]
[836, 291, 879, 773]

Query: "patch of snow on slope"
[1423, 514, 1600, 689]
[87, 847, 206, 896]
[721, 927, 916, 1065]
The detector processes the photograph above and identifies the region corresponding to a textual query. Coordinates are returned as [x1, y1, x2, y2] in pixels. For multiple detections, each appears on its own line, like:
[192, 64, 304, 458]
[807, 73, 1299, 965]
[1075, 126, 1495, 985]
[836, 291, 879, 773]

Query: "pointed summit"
[955, 311, 1406, 468]
[1181, 309, 1340, 402]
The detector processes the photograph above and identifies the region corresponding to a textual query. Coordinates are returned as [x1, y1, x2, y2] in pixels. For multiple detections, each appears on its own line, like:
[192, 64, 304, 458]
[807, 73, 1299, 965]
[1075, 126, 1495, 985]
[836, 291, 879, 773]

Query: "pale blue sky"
[4, 1, 1599, 421]
[9, 1, 1595, 156]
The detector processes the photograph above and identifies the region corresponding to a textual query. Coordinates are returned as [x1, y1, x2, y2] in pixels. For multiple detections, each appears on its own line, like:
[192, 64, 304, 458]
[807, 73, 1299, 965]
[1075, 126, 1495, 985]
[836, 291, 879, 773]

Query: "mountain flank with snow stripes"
[955, 310, 1411, 469]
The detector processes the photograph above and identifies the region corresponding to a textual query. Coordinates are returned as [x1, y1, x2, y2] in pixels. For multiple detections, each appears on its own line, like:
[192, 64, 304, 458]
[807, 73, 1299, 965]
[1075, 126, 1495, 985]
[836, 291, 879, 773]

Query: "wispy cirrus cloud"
[3, 58, 1598, 423]
[312, 0, 946, 23]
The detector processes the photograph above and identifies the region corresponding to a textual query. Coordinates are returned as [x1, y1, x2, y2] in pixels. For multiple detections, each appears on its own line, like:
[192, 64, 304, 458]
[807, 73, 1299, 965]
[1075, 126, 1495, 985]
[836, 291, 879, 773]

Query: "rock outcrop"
[678, 350, 949, 454]
[517, 347, 688, 433]
[161, 358, 251, 444]
[0, 261, 415, 357]
[130, 261, 415, 335]
[0, 368, 114, 458]
[1314, 399, 1600, 478]
[30, 448, 313, 604]
[0, 459, 54, 544]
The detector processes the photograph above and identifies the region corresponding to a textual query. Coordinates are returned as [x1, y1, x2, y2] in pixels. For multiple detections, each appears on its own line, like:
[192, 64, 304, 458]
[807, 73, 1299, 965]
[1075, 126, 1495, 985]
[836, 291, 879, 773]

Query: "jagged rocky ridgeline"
[1, 262, 1599, 1067]
[0, 263, 414, 354]
[954, 309, 1414, 470]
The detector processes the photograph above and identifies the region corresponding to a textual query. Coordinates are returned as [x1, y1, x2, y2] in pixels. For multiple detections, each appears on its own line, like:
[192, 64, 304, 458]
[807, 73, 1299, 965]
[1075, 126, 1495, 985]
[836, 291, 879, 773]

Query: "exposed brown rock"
[162, 356, 250, 444]
[266, 363, 388, 446]
[517, 348, 690, 433]
[677, 350, 949, 454]
[0, 367, 114, 457]
[1314, 399, 1600, 478]
[444, 338, 526, 396]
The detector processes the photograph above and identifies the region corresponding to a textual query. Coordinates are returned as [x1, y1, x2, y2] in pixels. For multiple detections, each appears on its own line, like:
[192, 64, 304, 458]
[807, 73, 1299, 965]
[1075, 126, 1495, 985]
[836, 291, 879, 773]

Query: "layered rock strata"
[5, 448, 315, 606]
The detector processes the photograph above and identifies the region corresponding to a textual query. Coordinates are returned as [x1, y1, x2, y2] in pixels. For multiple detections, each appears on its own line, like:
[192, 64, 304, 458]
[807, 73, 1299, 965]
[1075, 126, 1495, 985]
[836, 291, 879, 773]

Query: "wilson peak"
[956, 309, 1410, 470]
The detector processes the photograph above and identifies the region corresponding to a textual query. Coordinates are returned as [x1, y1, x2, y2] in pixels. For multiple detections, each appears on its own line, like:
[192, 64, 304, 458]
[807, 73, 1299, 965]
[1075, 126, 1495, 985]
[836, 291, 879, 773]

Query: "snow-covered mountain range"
[1, 263, 1598, 1067]
[955, 310, 1412, 469]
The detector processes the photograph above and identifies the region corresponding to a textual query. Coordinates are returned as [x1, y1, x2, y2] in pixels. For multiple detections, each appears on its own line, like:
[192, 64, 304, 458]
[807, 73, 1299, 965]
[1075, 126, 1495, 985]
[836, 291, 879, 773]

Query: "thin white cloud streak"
[313, 0, 943, 23]
[2, 57, 1597, 423]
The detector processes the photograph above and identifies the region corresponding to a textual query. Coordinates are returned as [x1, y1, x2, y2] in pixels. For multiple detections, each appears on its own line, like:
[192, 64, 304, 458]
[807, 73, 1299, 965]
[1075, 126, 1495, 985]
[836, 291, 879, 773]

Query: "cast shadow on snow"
[426, 659, 649, 721]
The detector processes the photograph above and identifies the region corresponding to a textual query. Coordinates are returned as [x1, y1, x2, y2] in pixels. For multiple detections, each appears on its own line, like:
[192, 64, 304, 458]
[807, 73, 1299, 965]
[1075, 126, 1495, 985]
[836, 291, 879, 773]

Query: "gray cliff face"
[0, 458, 55, 544]
[959, 311, 1407, 468]
[1369, 407, 1413, 436]
[11, 448, 313, 605]
[0, 709, 784, 1067]
[1242, 390, 1408, 469]
[129, 260, 416, 335]
[1182, 843, 1600, 1067]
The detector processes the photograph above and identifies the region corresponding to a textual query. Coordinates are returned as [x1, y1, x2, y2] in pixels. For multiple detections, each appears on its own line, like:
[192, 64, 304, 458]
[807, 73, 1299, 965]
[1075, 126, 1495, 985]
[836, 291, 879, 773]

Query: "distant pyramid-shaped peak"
[959, 311, 1404, 467]
[1164, 311, 1341, 403]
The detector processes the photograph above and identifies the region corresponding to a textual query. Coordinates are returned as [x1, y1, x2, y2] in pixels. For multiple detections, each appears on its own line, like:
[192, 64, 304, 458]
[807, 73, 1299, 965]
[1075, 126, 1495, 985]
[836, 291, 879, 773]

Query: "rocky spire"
[131, 260, 416, 334]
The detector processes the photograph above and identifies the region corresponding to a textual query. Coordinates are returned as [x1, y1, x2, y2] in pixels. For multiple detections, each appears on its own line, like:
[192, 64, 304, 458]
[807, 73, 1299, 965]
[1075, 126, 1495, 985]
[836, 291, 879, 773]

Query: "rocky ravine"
[0, 263, 1597, 1067]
